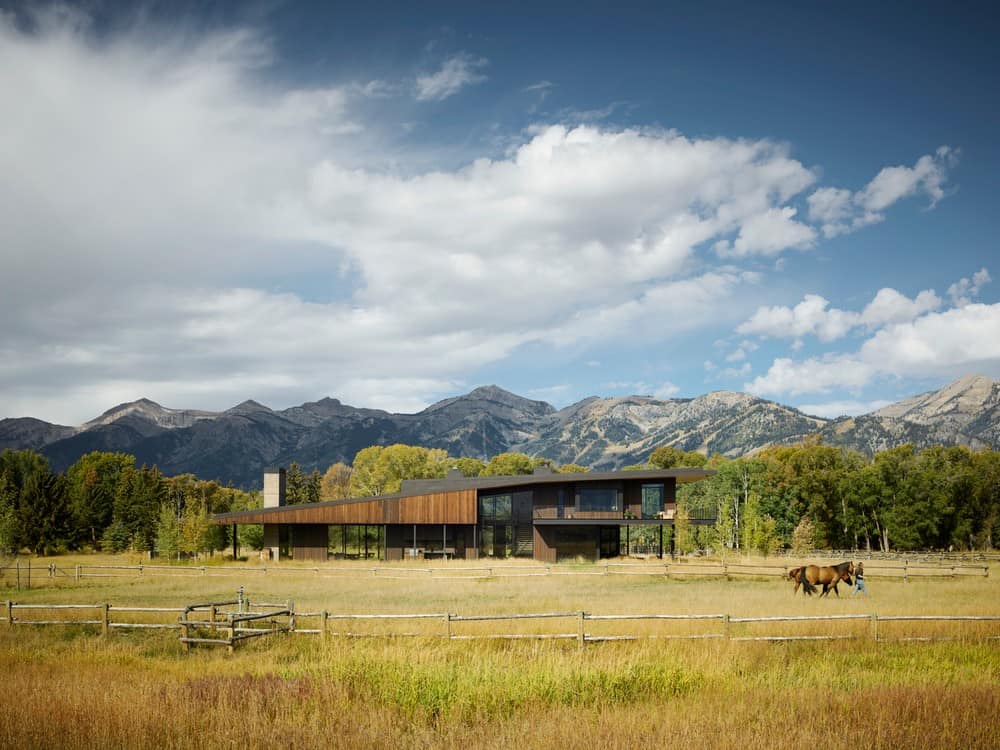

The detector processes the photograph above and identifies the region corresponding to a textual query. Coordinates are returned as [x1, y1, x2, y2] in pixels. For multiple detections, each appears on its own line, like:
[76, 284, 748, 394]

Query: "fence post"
[101, 603, 110, 636]
[287, 600, 295, 632]
[321, 610, 328, 640]
[6, 600, 13, 627]
[180, 614, 190, 652]
[578, 611, 586, 647]
[443, 612, 452, 640]
[723, 614, 730, 640]
[903, 561, 908, 583]
[870, 613, 878, 642]
[75, 564, 81, 582]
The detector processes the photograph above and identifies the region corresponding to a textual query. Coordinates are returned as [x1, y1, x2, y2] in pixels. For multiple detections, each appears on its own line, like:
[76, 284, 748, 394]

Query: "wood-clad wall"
[226, 489, 477, 526]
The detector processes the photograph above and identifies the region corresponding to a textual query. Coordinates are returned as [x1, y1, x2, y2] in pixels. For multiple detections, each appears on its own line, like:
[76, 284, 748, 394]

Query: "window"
[641, 484, 664, 519]
[480, 493, 512, 521]
[579, 487, 621, 513]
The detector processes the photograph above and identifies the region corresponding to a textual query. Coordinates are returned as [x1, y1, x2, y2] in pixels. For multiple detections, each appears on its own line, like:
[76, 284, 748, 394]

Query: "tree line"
[1, 439, 997, 556]
[672, 440, 999, 555]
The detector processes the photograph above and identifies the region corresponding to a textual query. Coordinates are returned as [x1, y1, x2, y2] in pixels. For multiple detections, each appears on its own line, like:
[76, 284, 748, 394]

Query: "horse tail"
[798, 566, 817, 596]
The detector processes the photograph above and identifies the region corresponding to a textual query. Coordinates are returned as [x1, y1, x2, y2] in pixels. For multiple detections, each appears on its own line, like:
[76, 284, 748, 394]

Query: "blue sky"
[1, 0, 998, 425]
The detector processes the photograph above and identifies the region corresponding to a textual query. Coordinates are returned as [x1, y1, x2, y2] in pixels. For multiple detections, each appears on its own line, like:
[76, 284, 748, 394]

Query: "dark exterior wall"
[533, 526, 556, 564]
[624, 483, 642, 517]
[291, 524, 328, 562]
[665, 478, 677, 508]
[532, 484, 562, 519]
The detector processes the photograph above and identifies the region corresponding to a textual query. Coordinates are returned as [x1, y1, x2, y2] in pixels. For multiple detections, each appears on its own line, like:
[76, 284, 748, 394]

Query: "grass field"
[2, 554, 999, 749]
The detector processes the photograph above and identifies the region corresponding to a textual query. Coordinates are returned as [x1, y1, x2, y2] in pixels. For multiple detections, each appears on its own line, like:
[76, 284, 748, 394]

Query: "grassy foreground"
[2, 555, 999, 749]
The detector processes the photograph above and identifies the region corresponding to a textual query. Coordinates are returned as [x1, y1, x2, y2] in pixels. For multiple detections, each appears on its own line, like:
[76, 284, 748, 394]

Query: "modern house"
[214, 465, 715, 563]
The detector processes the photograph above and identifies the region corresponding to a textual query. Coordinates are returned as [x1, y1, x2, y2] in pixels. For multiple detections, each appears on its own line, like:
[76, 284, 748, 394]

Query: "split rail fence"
[0, 558, 990, 590]
[2, 599, 999, 648]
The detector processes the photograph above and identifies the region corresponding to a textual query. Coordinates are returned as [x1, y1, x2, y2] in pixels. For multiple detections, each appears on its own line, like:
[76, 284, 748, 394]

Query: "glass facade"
[479, 491, 533, 557]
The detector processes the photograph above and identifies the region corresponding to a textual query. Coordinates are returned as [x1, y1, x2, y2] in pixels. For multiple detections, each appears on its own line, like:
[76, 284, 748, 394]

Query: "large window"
[479, 492, 532, 557]
[641, 484, 664, 519]
[578, 487, 621, 513]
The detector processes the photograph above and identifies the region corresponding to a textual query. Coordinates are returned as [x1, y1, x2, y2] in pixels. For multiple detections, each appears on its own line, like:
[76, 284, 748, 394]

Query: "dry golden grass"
[2, 554, 998, 749]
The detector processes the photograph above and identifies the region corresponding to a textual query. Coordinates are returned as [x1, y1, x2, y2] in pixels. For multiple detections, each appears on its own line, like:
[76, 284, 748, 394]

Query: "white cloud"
[738, 286, 943, 343]
[415, 53, 488, 101]
[807, 147, 957, 237]
[746, 355, 876, 397]
[723, 206, 816, 257]
[0, 13, 972, 424]
[747, 303, 1000, 397]
[947, 267, 991, 307]
[796, 399, 894, 419]
[860, 288, 941, 329]
[654, 382, 681, 399]
[737, 294, 858, 342]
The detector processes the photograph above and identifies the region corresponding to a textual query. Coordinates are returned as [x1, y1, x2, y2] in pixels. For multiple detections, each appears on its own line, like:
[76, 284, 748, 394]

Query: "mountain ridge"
[1, 377, 996, 488]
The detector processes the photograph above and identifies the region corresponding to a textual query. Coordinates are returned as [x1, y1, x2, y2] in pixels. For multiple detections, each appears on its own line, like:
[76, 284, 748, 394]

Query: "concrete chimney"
[263, 467, 286, 508]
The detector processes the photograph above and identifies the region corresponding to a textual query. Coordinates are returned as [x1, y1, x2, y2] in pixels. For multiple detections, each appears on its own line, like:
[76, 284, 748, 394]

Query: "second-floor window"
[578, 487, 621, 513]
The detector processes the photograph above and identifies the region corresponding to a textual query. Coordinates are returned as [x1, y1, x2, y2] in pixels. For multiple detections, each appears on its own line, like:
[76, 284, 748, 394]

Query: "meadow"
[2, 554, 998, 749]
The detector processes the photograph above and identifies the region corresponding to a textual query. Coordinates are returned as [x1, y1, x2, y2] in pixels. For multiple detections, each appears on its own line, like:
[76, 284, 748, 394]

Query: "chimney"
[446, 468, 465, 481]
[263, 468, 286, 508]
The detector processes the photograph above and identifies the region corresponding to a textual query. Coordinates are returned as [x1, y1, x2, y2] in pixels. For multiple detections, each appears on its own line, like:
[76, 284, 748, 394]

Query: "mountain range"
[1, 374, 997, 488]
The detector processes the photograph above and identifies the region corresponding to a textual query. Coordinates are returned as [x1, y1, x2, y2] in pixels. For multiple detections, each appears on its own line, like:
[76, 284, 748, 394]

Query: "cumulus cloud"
[796, 399, 894, 419]
[948, 268, 991, 307]
[737, 286, 943, 344]
[721, 207, 817, 257]
[415, 53, 488, 101]
[807, 147, 957, 237]
[0, 13, 973, 424]
[746, 303, 1000, 397]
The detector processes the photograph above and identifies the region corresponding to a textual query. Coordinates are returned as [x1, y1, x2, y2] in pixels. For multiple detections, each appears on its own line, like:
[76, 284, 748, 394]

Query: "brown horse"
[790, 562, 854, 597]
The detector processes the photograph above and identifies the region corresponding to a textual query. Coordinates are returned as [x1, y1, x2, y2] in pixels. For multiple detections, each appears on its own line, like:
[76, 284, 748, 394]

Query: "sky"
[2, 0, 999, 425]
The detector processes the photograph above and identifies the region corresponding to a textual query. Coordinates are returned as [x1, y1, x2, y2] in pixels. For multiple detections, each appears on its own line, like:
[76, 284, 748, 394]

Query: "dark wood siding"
[221, 489, 476, 525]
[291, 524, 328, 562]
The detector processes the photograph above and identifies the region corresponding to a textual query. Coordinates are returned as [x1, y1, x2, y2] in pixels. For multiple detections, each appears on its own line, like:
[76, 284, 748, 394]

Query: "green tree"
[65, 452, 134, 548]
[557, 463, 590, 473]
[481, 452, 536, 476]
[450, 457, 486, 477]
[320, 462, 353, 500]
[790, 517, 817, 553]
[673, 502, 695, 555]
[0, 449, 72, 554]
[285, 462, 307, 504]
[155, 503, 182, 560]
[648, 445, 707, 469]
[350, 444, 450, 497]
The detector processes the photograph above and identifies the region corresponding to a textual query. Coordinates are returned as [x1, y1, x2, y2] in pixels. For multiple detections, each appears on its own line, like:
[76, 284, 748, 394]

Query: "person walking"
[851, 561, 868, 596]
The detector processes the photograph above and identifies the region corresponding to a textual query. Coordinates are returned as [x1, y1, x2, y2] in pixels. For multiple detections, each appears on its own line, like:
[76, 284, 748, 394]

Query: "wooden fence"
[0, 558, 990, 589]
[3, 600, 999, 646]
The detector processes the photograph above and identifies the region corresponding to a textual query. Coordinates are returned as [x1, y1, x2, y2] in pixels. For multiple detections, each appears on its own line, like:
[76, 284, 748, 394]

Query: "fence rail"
[0, 557, 990, 589]
[3, 599, 998, 646]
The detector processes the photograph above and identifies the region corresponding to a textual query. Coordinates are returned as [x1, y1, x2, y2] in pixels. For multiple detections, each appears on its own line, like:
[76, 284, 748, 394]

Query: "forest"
[1, 439, 997, 557]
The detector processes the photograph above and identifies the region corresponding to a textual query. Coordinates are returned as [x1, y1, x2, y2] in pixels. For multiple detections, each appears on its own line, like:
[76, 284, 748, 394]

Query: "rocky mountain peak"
[873, 374, 998, 424]
[423, 384, 556, 419]
[84, 398, 217, 430]
[225, 400, 273, 416]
